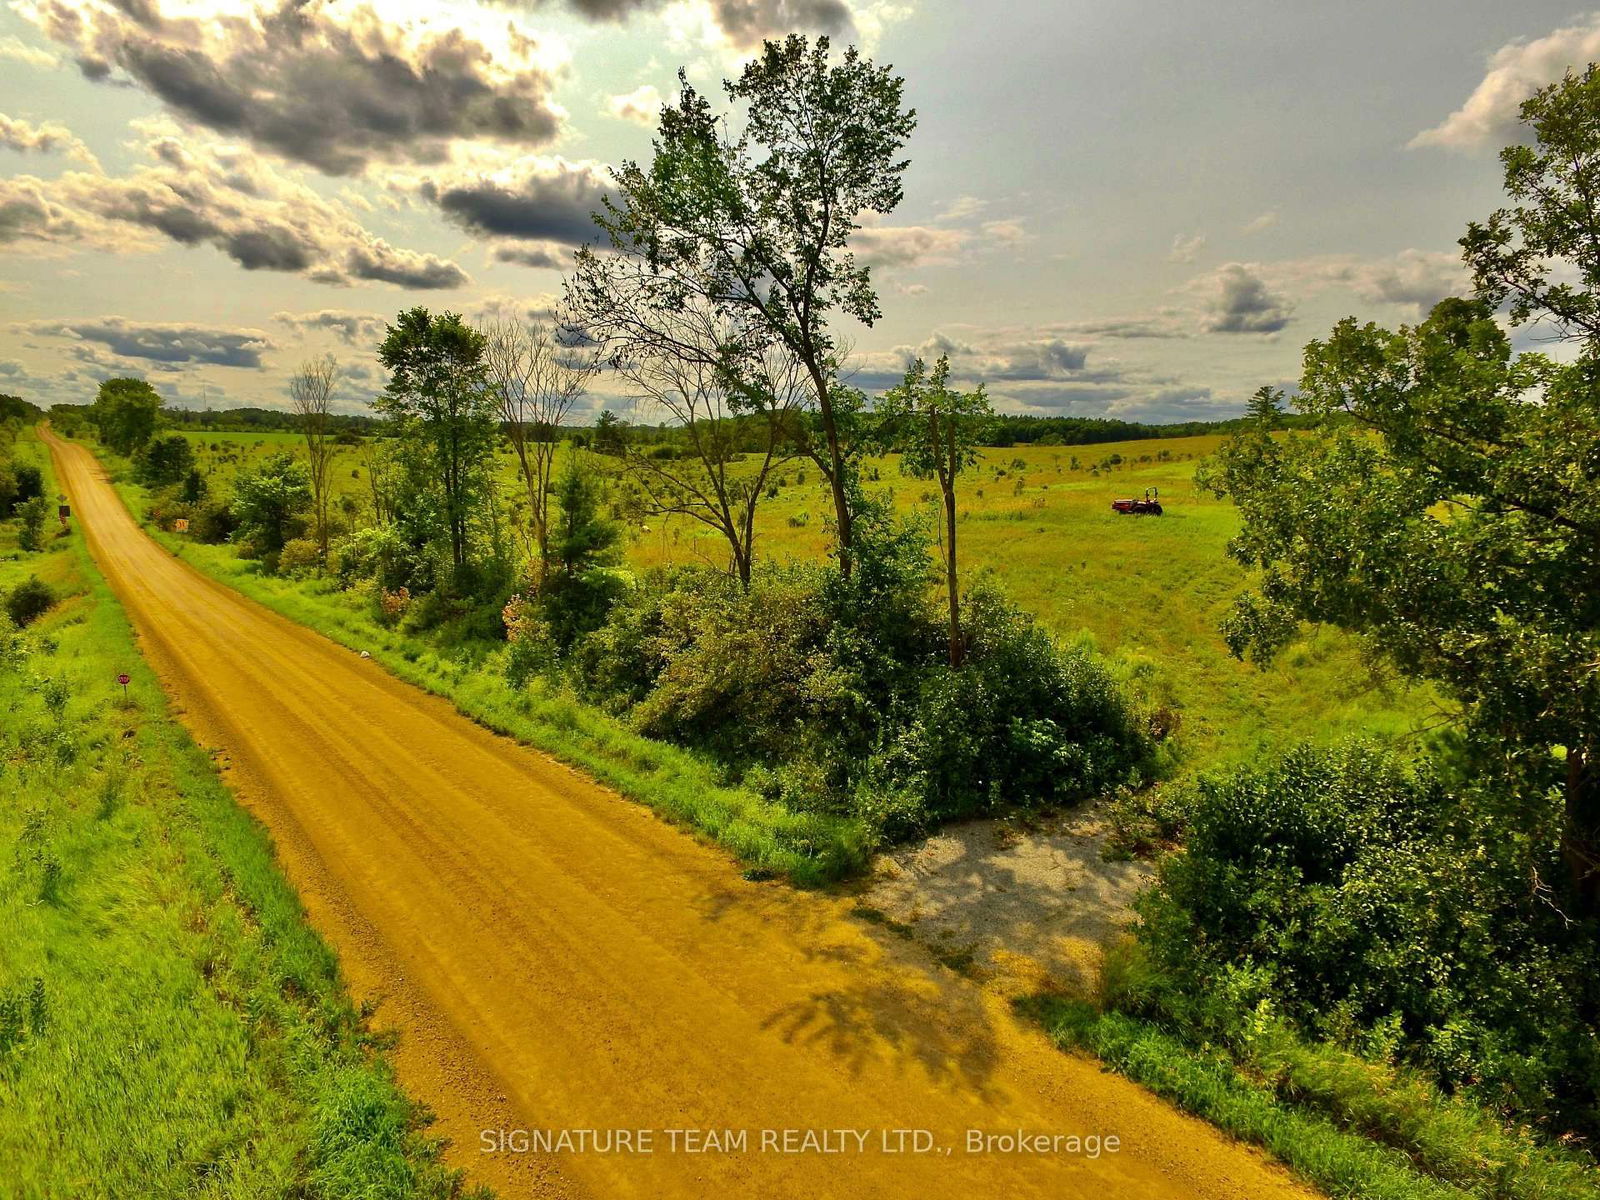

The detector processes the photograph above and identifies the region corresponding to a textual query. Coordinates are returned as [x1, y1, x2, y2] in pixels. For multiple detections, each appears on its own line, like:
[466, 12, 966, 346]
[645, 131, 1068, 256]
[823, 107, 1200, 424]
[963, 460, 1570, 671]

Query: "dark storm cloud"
[494, 244, 569, 269]
[1197, 263, 1294, 334]
[20, 0, 563, 175]
[494, 0, 853, 47]
[710, 0, 853, 48]
[420, 163, 609, 246]
[22, 317, 276, 368]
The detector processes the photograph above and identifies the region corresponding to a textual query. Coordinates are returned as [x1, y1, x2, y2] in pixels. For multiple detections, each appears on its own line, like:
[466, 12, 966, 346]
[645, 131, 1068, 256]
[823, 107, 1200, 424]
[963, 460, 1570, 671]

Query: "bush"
[13, 462, 43, 511]
[6, 576, 54, 627]
[277, 537, 322, 577]
[191, 497, 238, 544]
[626, 566, 873, 779]
[135, 434, 195, 489]
[17, 495, 49, 551]
[231, 453, 311, 556]
[1135, 743, 1600, 1138]
[883, 581, 1148, 826]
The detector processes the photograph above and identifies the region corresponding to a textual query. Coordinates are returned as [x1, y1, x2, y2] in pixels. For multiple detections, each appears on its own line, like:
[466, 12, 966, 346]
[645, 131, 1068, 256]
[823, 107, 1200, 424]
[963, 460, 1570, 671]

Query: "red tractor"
[1111, 487, 1163, 516]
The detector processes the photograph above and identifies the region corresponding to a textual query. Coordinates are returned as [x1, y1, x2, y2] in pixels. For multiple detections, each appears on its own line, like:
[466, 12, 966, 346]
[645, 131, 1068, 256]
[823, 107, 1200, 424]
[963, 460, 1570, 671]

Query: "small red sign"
[116, 673, 130, 686]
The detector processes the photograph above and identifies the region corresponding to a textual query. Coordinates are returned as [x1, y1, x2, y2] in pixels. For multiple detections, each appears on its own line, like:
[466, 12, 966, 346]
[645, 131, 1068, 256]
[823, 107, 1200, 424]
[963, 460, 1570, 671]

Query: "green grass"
[103, 446, 869, 885]
[170, 428, 1434, 777]
[1026, 996, 1598, 1200]
[0, 431, 485, 1200]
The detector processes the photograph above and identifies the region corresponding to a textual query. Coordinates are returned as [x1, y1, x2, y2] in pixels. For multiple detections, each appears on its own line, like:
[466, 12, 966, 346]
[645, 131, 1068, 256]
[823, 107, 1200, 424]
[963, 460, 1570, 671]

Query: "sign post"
[116, 672, 130, 699]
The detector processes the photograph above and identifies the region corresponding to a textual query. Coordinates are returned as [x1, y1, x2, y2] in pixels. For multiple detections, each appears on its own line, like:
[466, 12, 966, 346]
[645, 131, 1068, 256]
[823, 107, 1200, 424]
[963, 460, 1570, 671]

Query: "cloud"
[0, 34, 58, 69]
[937, 195, 987, 222]
[0, 131, 468, 288]
[1318, 249, 1468, 313]
[1194, 263, 1294, 334]
[1051, 315, 1190, 340]
[15, 0, 564, 175]
[0, 114, 100, 168]
[494, 244, 570, 269]
[706, 0, 854, 50]
[851, 218, 969, 268]
[980, 218, 1028, 246]
[1242, 211, 1278, 234]
[272, 309, 387, 345]
[416, 157, 610, 246]
[20, 317, 276, 368]
[1411, 16, 1600, 150]
[1168, 233, 1206, 264]
[605, 83, 663, 126]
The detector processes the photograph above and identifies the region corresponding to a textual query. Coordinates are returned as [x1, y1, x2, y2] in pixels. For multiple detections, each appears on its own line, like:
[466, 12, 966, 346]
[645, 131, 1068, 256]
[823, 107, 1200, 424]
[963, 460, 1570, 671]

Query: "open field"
[170, 428, 1435, 775]
[0, 432, 475, 1200]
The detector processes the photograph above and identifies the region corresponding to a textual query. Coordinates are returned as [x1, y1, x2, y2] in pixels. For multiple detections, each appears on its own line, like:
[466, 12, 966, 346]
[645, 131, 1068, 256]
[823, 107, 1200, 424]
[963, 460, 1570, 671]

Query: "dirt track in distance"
[44, 427, 1316, 1200]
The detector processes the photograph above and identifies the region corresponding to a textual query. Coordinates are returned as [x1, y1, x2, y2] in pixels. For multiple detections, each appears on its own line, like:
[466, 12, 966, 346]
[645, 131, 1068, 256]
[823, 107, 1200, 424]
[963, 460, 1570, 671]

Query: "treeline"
[983, 411, 1318, 445]
[49, 401, 386, 437]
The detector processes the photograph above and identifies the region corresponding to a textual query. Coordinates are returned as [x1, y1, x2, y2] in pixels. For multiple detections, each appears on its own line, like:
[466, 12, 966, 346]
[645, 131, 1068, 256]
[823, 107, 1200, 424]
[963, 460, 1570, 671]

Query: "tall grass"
[1027, 996, 1598, 1200]
[1, 432, 486, 1199]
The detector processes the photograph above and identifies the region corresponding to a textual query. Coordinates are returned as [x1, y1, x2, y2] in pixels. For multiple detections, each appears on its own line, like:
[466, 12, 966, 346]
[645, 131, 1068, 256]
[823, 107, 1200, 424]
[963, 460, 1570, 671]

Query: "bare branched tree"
[484, 319, 600, 573]
[584, 290, 803, 587]
[289, 353, 339, 558]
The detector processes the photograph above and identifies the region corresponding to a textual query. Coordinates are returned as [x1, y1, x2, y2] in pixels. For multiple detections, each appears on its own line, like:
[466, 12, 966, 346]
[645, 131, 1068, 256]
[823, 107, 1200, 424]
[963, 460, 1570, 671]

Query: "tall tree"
[574, 34, 917, 577]
[375, 308, 496, 574]
[483, 319, 599, 573]
[880, 356, 992, 666]
[89, 378, 162, 456]
[1245, 385, 1286, 429]
[1207, 300, 1600, 908]
[289, 353, 339, 560]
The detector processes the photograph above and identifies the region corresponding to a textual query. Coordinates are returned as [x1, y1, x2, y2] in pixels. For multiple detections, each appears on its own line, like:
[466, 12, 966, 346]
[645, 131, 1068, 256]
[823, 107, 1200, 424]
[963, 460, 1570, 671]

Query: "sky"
[0, 0, 1595, 421]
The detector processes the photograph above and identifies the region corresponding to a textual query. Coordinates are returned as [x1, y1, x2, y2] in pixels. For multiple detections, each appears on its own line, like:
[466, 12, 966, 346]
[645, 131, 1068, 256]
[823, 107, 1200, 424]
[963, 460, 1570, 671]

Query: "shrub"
[231, 453, 311, 556]
[627, 566, 873, 777]
[502, 594, 556, 687]
[1135, 743, 1600, 1138]
[6, 576, 55, 627]
[190, 497, 237, 544]
[277, 537, 322, 577]
[883, 580, 1148, 826]
[13, 462, 43, 511]
[17, 495, 50, 551]
[135, 434, 195, 488]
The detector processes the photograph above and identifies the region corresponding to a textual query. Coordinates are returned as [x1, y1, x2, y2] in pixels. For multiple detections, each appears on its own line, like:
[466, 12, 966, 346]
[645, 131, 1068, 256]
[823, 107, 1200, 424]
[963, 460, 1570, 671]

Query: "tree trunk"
[804, 357, 852, 577]
[1563, 742, 1599, 913]
[943, 482, 962, 668]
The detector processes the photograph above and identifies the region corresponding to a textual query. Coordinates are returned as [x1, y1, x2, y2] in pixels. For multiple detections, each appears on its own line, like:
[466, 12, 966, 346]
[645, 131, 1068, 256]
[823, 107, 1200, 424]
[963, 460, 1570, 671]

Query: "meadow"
[171, 427, 1434, 778]
[0, 430, 481, 1200]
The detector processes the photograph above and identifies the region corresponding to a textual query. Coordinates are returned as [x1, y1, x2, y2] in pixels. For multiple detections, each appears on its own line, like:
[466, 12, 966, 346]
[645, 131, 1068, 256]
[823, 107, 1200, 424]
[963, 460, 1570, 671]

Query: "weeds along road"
[44, 427, 1314, 1200]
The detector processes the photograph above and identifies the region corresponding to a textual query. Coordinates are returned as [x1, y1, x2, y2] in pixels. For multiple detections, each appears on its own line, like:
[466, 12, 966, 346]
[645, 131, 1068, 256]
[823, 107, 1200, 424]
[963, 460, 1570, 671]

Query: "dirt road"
[45, 428, 1314, 1200]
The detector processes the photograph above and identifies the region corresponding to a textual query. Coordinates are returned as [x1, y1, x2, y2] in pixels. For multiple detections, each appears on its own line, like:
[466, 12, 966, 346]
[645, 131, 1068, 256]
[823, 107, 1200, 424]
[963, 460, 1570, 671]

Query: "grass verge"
[1, 431, 488, 1199]
[1023, 994, 1597, 1200]
[93, 443, 870, 885]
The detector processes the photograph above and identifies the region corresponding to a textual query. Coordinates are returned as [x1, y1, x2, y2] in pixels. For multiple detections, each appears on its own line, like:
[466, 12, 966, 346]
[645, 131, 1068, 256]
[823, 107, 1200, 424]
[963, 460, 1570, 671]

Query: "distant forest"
[28, 395, 1308, 446]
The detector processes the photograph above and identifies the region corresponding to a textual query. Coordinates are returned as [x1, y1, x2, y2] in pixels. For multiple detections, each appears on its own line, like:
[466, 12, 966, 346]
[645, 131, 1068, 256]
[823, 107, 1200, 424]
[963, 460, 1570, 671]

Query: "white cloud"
[0, 34, 58, 69]
[1242, 211, 1278, 234]
[0, 114, 100, 169]
[605, 84, 664, 126]
[1411, 16, 1600, 150]
[1168, 232, 1206, 264]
